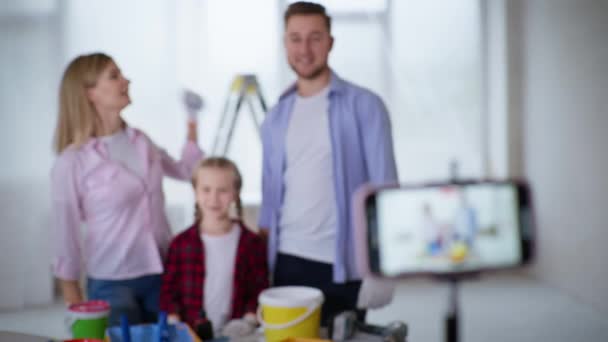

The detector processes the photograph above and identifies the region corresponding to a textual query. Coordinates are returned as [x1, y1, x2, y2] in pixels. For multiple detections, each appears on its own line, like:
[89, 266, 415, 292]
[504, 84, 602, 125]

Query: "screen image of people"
[376, 184, 522, 276]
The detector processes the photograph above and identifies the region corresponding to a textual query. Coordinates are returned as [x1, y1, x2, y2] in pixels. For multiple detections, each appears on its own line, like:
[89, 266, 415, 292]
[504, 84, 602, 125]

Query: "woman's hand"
[60, 279, 83, 306]
[187, 121, 198, 142]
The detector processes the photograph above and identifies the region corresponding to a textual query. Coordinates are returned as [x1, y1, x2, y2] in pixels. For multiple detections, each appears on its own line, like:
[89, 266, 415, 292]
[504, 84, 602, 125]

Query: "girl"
[51, 53, 203, 325]
[159, 157, 268, 335]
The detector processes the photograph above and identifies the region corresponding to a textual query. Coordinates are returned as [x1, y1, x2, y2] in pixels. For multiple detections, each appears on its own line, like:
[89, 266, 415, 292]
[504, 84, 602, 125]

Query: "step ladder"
[212, 74, 268, 156]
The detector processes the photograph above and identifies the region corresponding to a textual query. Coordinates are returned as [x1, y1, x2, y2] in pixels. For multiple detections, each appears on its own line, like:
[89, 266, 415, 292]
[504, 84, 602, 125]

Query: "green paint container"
[66, 300, 110, 339]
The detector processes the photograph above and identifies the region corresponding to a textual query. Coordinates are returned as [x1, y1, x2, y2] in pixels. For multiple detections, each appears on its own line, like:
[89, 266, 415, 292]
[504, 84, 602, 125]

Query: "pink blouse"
[51, 127, 203, 280]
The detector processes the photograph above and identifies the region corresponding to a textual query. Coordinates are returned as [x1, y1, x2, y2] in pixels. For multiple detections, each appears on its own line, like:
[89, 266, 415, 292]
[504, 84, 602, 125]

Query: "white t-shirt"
[99, 128, 144, 178]
[279, 86, 337, 263]
[201, 224, 241, 333]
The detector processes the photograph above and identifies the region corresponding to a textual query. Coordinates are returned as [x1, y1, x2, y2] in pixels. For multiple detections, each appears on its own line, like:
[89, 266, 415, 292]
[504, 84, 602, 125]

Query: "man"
[258, 1, 398, 323]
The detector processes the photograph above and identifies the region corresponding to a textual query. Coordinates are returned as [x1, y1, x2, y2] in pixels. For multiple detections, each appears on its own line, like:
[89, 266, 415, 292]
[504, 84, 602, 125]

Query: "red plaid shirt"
[159, 221, 269, 328]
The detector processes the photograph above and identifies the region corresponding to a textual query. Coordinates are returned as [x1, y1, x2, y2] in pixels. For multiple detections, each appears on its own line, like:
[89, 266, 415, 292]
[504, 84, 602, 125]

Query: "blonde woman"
[51, 53, 203, 325]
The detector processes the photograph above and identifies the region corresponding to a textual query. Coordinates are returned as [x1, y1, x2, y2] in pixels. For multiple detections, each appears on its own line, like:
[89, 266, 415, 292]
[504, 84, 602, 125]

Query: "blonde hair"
[192, 157, 244, 222]
[53, 53, 114, 153]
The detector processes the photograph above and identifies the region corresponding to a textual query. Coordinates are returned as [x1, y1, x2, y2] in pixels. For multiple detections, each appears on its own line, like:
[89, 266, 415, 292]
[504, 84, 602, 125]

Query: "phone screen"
[371, 182, 526, 276]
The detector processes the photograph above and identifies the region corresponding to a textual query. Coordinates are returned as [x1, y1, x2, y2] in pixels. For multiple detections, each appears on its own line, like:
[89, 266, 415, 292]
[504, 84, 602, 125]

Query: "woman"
[51, 52, 203, 325]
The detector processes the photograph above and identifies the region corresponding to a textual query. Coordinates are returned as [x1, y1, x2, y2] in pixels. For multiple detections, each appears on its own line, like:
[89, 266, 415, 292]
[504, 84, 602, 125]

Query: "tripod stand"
[434, 273, 479, 342]
[439, 161, 480, 342]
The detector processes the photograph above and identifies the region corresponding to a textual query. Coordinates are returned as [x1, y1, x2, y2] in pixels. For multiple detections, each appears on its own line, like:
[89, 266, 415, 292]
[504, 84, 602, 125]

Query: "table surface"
[0, 331, 57, 341]
[1, 327, 392, 342]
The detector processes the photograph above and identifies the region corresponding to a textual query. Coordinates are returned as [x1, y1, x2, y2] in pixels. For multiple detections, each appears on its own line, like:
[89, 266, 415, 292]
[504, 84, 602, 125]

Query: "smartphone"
[353, 180, 534, 278]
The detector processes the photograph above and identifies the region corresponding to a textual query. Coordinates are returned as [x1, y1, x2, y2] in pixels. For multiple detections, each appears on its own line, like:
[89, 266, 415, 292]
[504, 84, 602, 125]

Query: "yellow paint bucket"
[258, 286, 324, 342]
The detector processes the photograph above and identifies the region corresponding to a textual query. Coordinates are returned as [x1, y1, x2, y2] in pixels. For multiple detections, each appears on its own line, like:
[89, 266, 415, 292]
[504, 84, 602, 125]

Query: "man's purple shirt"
[258, 71, 398, 283]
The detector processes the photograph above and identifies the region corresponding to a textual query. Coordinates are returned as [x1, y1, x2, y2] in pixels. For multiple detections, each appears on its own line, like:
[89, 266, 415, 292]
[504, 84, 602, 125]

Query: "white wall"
[60, 0, 199, 213]
[176, 0, 281, 204]
[0, 0, 194, 310]
[0, 10, 61, 309]
[520, 0, 608, 313]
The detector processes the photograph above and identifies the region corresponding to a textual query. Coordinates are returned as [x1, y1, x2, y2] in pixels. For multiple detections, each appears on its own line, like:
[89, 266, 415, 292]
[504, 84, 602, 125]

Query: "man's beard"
[290, 62, 328, 81]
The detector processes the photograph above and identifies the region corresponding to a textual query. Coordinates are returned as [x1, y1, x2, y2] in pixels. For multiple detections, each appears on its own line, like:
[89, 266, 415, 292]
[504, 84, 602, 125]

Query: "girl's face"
[86, 60, 131, 115]
[195, 167, 237, 221]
